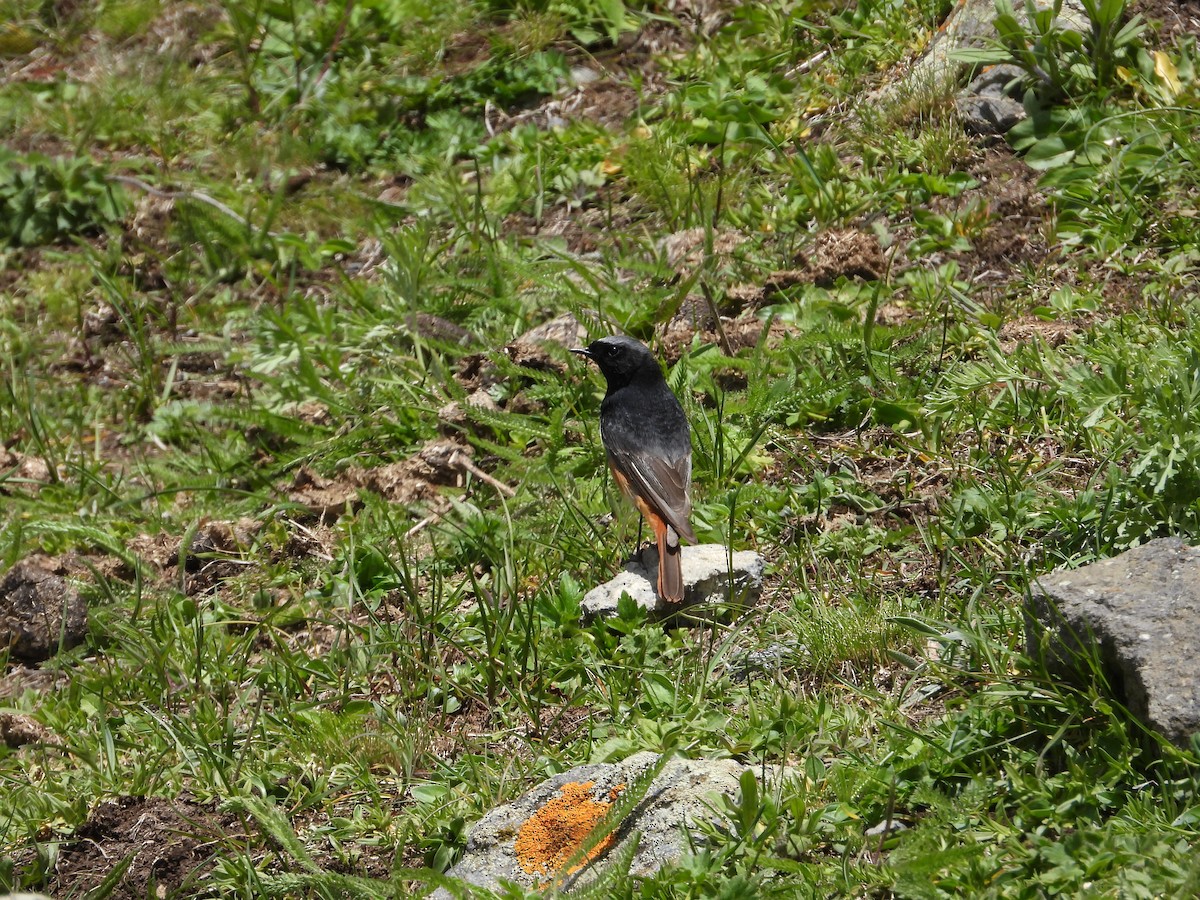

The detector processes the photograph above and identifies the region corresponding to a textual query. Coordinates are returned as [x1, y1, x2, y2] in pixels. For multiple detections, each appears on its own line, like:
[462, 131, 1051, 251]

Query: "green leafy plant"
[96, 0, 162, 41]
[1021, 107, 1200, 257]
[488, 0, 639, 45]
[682, 72, 793, 145]
[953, 0, 1145, 99]
[0, 152, 127, 246]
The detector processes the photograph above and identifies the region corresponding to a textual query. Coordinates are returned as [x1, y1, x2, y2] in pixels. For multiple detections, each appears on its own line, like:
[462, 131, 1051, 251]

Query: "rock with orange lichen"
[513, 780, 619, 877]
[430, 752, 788, 897]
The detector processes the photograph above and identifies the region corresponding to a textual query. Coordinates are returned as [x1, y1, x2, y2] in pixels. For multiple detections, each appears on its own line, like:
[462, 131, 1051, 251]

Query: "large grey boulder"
[581, 544, 765, 621]
[1027, 538, 1200, 746]
[433, 752, 784, 897]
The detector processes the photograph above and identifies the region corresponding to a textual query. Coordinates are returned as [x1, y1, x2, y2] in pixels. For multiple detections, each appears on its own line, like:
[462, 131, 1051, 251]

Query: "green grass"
[2, 0, 1200, 895]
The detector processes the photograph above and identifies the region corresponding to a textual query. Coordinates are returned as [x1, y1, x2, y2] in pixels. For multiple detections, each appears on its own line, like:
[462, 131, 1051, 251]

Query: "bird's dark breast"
[600, 383, 690, 459]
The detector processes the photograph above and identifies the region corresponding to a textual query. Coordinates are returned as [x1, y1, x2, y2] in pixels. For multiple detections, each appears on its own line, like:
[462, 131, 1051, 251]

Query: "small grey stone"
[402, 312, 476, 347]
[957, 63, 1028, 134]
[0, 557, 88, 663]
[1027, 538, 1200, 747]
[968, 63, 1026, 99]
[570, 67, 601, 86]
[865, 818, 910, 837]
[581, 544, 765, 622]
[514, 312, 589, 350]
[956, 92, 1027, 135]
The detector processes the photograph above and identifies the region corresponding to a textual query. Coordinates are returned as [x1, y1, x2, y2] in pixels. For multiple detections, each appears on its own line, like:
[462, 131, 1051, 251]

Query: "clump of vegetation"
[0, 152, 127, 246]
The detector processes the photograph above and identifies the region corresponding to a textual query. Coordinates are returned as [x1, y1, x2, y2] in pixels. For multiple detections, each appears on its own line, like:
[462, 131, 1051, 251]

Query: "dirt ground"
[1130, 0, 1200, 46]
[39, 797, 248, 898]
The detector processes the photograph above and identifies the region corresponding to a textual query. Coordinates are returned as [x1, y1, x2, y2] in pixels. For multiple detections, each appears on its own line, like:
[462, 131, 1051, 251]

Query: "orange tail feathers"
[654, 519, 684, 603]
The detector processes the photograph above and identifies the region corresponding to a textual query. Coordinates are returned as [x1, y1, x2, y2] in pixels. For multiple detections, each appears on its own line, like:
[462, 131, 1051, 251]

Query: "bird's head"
[570, 335, 662, 388]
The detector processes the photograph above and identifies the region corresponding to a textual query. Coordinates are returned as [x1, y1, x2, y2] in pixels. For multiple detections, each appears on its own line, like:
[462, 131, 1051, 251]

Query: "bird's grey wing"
[608, 445, 697, 544]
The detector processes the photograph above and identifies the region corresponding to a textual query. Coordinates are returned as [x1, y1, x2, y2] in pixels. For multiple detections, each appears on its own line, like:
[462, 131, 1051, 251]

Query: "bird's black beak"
[569, 347, 592, 359]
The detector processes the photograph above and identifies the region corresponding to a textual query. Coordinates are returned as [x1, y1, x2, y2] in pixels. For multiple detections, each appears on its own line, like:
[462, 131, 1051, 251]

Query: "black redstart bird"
[571, 335, 697, 603]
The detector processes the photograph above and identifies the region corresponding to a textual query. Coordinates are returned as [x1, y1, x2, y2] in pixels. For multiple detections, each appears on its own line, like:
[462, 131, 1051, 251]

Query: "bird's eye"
[605, 345, 619, 357]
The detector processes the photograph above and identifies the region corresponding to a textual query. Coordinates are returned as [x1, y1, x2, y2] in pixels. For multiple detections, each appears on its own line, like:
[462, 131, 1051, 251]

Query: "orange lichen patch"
[513, 781, 622, 877]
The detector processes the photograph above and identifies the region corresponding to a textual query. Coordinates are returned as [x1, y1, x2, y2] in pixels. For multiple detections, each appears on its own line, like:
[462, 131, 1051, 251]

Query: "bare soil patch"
[46, 796, 248, 899]
[950, 146, 1051, 286]
[502, 182, 654, 253]
[0, 446, 56, 495]
[0, 663, 67, 699]
[126, 517, 262, 596]
[0, 555, 88, 663]
[502, 77, 646, 132]
[759, 228, 887, 293]
[659, 301, 793, 366]
[1130, 0, 1200, 46]
[0, 711, 54, 748]
[285, 466, 366, 523]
